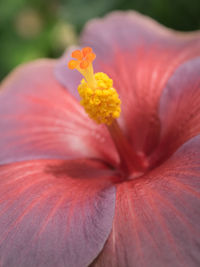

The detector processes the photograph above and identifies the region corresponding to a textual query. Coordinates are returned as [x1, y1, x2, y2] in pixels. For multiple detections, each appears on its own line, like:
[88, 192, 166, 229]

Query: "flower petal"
[0, 60, 118, 165]
[91, 135, 200, 267]
[0, 158, 116, 267]
[151, 57, 200, 166]
[80, 11, 200, 155]
[55, 46, 82, 100]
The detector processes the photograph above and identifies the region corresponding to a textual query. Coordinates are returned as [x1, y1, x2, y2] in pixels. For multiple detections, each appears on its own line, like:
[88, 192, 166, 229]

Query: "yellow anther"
[68, 47, 121, 125]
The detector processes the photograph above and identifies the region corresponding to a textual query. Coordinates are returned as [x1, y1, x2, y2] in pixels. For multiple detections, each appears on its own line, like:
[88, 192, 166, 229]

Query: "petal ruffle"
[151, 57, 200, 166]
[0, 158, 116, 267]
[91, 135, 200, 267]
[0, 60, 118, 165]
[56, 11, 200, 155]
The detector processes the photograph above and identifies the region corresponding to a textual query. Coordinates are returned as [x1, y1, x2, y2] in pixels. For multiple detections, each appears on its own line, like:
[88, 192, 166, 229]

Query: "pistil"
[68, 47, 149, 179]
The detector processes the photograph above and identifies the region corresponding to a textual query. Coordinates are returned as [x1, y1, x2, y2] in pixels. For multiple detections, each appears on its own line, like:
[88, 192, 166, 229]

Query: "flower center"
[68, 47, 149, 179]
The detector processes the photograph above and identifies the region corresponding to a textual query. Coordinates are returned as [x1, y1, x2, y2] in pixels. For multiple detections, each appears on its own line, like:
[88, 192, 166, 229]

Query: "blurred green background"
[0, 0, 200, 81]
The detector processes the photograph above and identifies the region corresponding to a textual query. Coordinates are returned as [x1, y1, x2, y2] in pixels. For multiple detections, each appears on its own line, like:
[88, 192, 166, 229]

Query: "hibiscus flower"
[0, 11, 200, 267]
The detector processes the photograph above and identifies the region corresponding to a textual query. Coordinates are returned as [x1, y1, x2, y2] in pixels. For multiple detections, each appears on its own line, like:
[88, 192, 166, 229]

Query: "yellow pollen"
[68, 47, 121, 125]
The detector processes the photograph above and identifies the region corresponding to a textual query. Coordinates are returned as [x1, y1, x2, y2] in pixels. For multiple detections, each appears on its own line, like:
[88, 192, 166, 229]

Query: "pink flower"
[0, 11, 200, 267]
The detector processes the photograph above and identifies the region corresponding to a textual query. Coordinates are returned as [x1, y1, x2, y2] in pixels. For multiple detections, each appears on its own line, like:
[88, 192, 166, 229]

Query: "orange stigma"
[68, 47, 96, 70]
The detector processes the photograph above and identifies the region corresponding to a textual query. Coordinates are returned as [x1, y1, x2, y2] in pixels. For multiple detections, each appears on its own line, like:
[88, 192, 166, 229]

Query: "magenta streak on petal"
[0, 159, 116, 267]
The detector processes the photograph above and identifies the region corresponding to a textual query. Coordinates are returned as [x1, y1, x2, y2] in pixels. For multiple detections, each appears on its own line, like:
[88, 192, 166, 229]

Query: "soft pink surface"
[91, 135, 200, 267]
[0, 159, 116, 267]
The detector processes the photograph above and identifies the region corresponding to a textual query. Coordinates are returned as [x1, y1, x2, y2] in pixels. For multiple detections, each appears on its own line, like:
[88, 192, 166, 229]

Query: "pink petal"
[55, 46, 82, 100]
[56, 11, 200, 155]
[91, 135, 200, 267]
[0, 158, 116, 267]
[0, 60, 118, 166]
[151, 57, 200, 166]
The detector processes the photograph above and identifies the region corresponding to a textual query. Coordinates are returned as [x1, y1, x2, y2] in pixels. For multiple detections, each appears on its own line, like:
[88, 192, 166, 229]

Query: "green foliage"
[0, 0, 200, 81]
